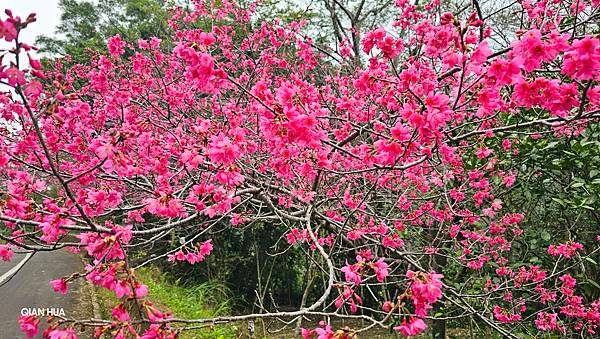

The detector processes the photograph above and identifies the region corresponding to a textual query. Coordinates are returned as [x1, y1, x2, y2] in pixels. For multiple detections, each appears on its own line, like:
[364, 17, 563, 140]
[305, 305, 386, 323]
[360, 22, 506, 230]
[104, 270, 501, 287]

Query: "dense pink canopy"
[1, 0, 599, 337]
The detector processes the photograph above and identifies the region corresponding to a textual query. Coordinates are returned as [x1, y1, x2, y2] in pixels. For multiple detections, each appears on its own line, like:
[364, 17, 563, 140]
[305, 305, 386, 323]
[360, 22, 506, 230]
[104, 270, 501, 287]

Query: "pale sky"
[2, 0, 61, 43]
[0, 0, 60, 97]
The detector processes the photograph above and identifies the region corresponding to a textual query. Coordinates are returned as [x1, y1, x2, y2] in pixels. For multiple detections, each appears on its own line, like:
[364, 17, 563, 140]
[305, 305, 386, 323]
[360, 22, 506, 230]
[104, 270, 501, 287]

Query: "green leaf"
[551, 197, 566, 207]
[540, 231, 551, 241]
[585, 279, 600, 290]
[543, 141, 559, 150]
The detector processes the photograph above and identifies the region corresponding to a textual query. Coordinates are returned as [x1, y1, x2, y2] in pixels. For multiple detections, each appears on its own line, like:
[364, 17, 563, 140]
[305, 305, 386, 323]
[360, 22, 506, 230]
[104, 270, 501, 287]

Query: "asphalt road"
[0, 250, 81, 338]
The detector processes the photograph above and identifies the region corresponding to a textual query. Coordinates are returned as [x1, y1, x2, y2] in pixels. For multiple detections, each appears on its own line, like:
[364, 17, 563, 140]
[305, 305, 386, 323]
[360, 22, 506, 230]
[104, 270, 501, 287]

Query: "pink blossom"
[5, 67, 26, 87]
[408, 271, 443, 316]
[150, 37, 162, 49]
[559, 274, 577, 296]
[27, 54, 42, 70]
[391, 123, 411, 142]
[138, 39, 150, 49]
[382, 234, 404, 249]
[382, 301, 394, 313]
[0, 244, 14, 261]
[108, 34, 126, 57]
[24, 80, 43, 98]
[334, 285, 362, 313]
[47, 328, 78, 339]
[488, 58, 521, 85]
[112, 304, 131, 322]
[167, 241, 213, 265]
[362, 28, 404, 59]
[535, 312, 559, 331]
[50, 279, 68, 295]
[199, 239, 213, 256]
[562, 36, 600, 80]
[18, 315, 39, 338]
[372, 258, 389, 282]
[140, 324, 176, 339]
[182, 51, 220, 93]
[114, 280, 132, 298]
[493, 305, 522, 323]
[393, 317, 428, 336]
[2, 3, 600, 336]
[548, 242, 584, 258]
[135, 283, 149, 298]
[0, 20, 17, 41]
[314, 324, 334, 339]
[510, 29, 565, 72]
[199, 32, 216, 46]
[286, 228, 308, 244]
[207, 133, 241, 166]
[341, 262, 362, 285]
[476, 147, 493, 159]
[503, 172, 517, 187]
[300, 328, 312, 339]
[144, 197, 186, 218]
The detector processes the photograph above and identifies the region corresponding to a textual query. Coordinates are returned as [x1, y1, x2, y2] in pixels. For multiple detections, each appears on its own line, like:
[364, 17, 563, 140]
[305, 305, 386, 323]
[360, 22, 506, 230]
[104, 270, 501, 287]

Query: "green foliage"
[97, 266, 236, 338]
[37, 0, 171, 64]
[499, 123, 600, 300]
[155, 222, 311, 312]
[434, 115, 600, 332]
[137, 266, 231, 318]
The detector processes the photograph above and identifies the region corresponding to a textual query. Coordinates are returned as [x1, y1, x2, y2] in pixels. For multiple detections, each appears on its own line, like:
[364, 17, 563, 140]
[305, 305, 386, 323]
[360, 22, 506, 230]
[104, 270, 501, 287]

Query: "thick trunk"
[431, 306, 446, 339]
[430, 220, 451, 339]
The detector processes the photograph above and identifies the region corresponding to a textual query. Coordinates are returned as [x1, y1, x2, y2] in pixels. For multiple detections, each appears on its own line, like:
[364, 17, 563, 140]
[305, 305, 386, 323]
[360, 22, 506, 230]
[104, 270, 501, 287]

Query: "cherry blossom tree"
[1, 0, 599, 338]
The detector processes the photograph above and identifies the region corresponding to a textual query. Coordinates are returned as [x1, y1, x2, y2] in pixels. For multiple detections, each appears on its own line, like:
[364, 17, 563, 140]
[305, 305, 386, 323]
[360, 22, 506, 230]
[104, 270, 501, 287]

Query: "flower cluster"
[548, 242, 584, 258]
[167, 239, 214, 264]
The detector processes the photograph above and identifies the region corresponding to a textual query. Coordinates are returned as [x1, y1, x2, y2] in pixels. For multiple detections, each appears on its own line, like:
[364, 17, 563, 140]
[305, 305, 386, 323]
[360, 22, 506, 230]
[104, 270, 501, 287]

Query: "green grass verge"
[96, 266, 238, 338]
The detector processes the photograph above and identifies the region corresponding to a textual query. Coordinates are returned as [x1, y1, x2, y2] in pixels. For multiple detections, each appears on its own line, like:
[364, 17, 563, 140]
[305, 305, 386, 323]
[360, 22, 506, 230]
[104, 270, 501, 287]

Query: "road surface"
[0, 250, 82, 338]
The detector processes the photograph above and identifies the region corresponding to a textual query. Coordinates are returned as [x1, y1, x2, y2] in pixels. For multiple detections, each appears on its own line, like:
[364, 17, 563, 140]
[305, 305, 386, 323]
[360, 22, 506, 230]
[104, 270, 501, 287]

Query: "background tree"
[36, 0, 171, 63]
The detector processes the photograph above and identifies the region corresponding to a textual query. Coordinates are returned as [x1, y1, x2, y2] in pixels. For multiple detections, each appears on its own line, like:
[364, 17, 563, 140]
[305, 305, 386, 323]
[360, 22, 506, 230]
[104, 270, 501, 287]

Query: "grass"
[96, 266, 238, 338]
